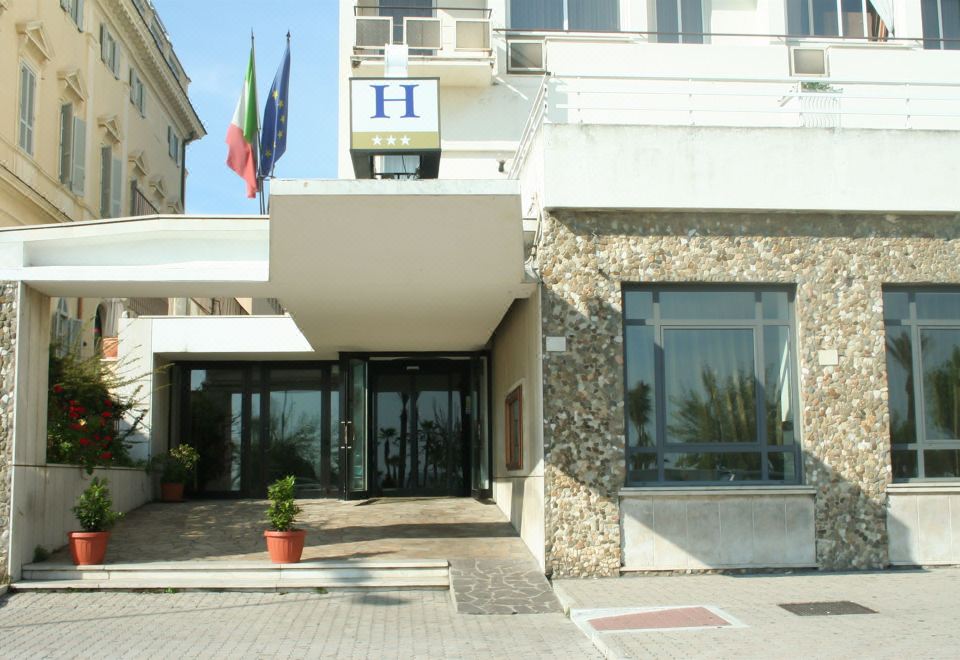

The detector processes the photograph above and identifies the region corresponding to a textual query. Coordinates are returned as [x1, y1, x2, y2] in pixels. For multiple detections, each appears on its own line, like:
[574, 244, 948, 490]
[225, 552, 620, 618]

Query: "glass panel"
[329, 367, 341, 493]
[944, 0, 960, 50]
[762, 291, 789, 320]
[924, 449, 960, 478]
[655, 0, 680, 42]
[451, 372, 467, 492]
[680, 0, 704, 44]
[920, 328, 960, 440]
[768, 452, 797, 481]
[268, 368, 324, 497]
[417, 372, 451, 491]
[663, 452, 762, 481]
[188, 368, 244, 493]
[764, 326, 795, 445]
[922, 0, 943, 48]
[916, 291, 960, 320]
[628, 452, 658, 482]
[626, 326, 656, 448]
[378, 0, 432, 44]
[882, 291, 910, 321]
[510, 0, 564, 29]
[349, 359, 368, 492]
[249, 391, 261, 493]
[787, 0, 812, 35]
[568, 0, 618, 31]
[885, 327, 917, 444]
[624, 290, 653, 320]
[374, 371, 412, 491]
[470, 357, 489, 493]
[812, 0, 841, 36]
[840, 0, 865, 36]
[664, 328, 758, 443]
[893, 449, 919, 479]
[659, 291, 756, 320]
[508, 42, 543, 70]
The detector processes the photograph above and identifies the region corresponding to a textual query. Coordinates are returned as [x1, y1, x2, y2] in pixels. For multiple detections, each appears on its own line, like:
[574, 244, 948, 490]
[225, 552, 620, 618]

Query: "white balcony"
[353, 4, 494, 86]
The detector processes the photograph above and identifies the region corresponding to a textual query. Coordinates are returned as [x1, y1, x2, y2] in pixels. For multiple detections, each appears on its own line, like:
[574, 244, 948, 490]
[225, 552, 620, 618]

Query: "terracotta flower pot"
[160, 482, 185, 503]
[68, 531, 111, 565]
[264, 530, 306, 563]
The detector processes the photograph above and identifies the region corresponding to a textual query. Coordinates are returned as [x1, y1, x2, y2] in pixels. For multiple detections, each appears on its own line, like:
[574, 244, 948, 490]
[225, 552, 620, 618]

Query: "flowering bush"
[151, 444, 200, 484]
[72, 477, 122, 532]
[47, 347, 145, 474]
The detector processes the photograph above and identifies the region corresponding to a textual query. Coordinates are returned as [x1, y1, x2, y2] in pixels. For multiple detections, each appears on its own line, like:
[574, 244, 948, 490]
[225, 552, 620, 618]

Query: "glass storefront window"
[622, 286, 800, 485]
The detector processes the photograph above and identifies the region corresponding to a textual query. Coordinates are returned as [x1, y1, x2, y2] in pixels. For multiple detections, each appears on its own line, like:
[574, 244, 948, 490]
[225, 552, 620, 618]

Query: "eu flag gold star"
[278, 131, 283, 138]
[265, 149, 272, 157]
[272, 90, 279, 100]
[278, 100, 284, 108]
[279, 115, 285, 123]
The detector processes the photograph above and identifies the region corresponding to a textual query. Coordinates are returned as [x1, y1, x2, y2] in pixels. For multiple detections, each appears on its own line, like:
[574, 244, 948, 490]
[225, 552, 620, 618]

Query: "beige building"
[1, 0, 245, 355]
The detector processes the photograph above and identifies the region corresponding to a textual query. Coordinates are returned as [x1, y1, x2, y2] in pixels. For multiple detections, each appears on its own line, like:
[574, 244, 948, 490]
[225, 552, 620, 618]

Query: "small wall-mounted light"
[497, 159, 506, 173]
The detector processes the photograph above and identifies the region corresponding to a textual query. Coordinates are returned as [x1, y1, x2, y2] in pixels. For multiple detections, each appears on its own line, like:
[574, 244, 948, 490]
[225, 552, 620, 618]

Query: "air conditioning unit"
[456, 19, 491, 51]
[790, 47, 829, 76]
[356, 16, 392, 50]
[507, 40, 545, 74]
[404, 17, 442, 49]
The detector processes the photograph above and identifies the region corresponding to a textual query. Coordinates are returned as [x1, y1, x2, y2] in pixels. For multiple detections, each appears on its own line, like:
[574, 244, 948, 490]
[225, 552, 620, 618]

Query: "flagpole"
[252, 30, 266, 215]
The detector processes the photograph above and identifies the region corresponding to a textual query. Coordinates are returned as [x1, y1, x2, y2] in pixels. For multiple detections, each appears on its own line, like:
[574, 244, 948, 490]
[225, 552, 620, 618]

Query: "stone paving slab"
[449, 559, 561, 615]
[554, 569, 960, 659]
[0, 590, 600, 659]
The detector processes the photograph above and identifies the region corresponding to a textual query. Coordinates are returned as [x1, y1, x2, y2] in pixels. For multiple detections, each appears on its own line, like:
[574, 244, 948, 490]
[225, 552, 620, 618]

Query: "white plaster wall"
[887, 486, 960, 565]
[620, 488, 817, 570]
[541, 123, 960, 213]
[491, 290, 545, 570]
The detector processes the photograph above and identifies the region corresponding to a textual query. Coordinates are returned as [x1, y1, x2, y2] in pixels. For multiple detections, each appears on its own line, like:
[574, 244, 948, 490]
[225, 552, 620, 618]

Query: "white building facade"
[2, 0, 960, 582]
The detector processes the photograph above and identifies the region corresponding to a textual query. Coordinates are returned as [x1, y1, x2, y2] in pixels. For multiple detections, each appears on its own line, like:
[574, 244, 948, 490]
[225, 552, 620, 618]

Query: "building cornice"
[17, 21, 54, 63]
[103, 0, 205, 139]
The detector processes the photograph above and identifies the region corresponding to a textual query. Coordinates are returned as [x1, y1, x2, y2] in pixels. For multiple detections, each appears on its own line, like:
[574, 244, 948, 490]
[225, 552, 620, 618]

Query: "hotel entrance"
[174, 356, 490, 500]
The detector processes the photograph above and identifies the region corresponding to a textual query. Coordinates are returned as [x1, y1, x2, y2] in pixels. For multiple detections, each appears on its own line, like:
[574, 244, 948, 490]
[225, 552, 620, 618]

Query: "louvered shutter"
[59, 105, 73, 185]
[110, 157, 122, 218]
[71, 117, 86, 196]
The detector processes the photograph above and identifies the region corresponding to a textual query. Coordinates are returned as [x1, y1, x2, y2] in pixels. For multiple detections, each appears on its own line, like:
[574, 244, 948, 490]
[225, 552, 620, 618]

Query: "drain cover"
[779, 601, 876, 616]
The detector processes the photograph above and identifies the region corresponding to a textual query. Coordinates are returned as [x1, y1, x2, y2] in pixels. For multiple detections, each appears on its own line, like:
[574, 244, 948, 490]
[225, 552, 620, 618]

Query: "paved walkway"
[46, 497, 533, 563]
[450, 559, 560, 615]
[554, 568, 960, 659]
[0, 590, 599, 659]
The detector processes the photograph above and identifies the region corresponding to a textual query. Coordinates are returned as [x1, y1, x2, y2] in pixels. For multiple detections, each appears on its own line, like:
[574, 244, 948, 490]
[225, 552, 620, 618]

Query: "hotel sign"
[350, 78, 440, 152]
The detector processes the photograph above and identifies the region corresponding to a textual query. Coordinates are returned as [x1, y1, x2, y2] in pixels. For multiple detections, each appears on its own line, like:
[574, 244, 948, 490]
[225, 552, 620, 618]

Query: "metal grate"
[779, 601, 876, 616]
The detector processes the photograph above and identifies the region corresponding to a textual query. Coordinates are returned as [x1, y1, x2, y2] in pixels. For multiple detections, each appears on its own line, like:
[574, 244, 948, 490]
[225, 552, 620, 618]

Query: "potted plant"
[152, 444, 199, 503]
[264, 475, 305, 563]
[68, 477, 122, 565]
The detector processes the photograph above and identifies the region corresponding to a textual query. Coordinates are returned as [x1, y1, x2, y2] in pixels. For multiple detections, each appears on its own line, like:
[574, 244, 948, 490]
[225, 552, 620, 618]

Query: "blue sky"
[152, 1, 340, 214]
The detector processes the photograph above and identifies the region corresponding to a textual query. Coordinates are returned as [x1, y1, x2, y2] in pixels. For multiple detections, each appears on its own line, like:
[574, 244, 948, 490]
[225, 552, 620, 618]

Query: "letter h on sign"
[370, 84, 420, 119]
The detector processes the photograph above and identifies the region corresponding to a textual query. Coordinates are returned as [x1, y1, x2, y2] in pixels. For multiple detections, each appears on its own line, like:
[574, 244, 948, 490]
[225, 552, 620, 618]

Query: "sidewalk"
[554, 569, 960, 659]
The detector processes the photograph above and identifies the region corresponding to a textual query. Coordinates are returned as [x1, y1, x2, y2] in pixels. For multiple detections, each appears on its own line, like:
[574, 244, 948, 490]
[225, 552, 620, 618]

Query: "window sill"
[620, 485, 815, 498]
[886, 482, 960, 495]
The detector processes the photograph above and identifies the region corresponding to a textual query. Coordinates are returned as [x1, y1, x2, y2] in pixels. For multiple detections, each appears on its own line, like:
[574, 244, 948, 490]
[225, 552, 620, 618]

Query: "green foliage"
[150, 444, 200, 484]
[33, 545, 50, 563]
[800, 81, 837, 93]
[266, 475, 301, 532]
[72, 477, 122, 532]
[47, 345, 146, 474]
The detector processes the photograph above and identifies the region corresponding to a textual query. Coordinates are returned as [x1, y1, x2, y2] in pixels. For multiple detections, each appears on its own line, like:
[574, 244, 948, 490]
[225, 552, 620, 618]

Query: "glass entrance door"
[370, 360, 471, 496]
[340, 357, 370, 499]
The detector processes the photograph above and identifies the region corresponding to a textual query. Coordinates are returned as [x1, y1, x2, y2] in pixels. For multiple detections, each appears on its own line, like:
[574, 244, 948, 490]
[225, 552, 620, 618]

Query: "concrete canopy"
[268, 179, 533, 353]
[0, 180, 533, 355]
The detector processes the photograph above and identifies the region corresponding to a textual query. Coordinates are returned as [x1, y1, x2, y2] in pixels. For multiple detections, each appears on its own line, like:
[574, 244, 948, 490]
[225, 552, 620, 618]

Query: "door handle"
[340, 420, 351, 450]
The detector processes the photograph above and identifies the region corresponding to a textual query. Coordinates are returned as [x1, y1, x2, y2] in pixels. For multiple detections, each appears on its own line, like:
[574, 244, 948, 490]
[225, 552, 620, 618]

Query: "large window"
[786, 0, 891, 39]
[510, 0, 619, 31]
[59, 104, 87, 196]
[884, 290, 960, 480]
[60, 0, 84, 29]
[655, 0, 704, 44]
[99, 146, 122, 218]
[622, 286, 800, 485]
[922, 0, 960, 50]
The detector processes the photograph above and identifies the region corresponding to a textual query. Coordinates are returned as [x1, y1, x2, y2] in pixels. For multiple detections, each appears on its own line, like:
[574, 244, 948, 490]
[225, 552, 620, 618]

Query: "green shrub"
[150, 445, 200, 484]
[266, 475, 301, 532]
[72, 478, 123, 532]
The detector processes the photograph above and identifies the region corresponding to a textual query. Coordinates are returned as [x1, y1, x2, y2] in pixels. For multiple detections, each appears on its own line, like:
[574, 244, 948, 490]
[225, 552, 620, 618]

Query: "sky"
[152, 0, 340, 214]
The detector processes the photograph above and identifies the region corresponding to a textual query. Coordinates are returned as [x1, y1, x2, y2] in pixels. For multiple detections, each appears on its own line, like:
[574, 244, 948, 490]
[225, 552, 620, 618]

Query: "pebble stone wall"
[538, 210, 960, 578]
[0, 282, 17, 583]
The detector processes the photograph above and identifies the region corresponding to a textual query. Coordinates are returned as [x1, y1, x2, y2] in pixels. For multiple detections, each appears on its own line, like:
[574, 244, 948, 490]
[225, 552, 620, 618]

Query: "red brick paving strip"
[588, 607, 730, 631]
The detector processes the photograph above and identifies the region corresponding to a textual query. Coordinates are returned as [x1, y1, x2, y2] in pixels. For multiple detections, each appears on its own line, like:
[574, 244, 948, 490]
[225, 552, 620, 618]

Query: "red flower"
[69, 411, 80, 420]
[79, 438, 90, 446]
[101, 411, 112, 418]
[99, 452, 112, 460]
[104, 399, 113, 408]
[53, 384, 64, 394]
[70, 423, 83, 431]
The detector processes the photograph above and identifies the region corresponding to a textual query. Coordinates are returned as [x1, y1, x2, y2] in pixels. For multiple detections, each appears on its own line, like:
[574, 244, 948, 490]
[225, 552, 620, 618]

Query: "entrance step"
[14, 559, 450, 592]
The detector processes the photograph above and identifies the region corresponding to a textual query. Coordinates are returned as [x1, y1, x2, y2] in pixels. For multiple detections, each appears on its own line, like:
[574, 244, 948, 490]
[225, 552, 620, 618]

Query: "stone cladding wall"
[0, 283, 17, 583]
[538, 210, 960, 577]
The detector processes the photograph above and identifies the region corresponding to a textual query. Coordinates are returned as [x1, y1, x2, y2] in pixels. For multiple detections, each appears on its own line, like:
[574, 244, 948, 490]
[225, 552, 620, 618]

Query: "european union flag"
[260, 35, 290, 177]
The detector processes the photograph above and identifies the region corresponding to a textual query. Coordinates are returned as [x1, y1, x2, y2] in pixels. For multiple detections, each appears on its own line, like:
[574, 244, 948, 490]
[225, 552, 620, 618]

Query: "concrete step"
[15, 559, 450, 592]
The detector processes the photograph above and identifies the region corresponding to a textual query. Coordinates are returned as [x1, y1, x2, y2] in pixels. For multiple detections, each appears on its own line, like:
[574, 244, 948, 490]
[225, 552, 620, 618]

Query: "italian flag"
[226, 45, 259, 198]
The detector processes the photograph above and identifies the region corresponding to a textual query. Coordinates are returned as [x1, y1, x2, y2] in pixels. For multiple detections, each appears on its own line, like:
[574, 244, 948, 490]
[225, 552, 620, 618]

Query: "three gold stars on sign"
[370, 135, 412, 147]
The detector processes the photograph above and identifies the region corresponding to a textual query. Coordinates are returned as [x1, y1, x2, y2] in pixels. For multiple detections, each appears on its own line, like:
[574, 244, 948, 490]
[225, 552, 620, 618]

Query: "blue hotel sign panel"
[350, 78, 441, 151]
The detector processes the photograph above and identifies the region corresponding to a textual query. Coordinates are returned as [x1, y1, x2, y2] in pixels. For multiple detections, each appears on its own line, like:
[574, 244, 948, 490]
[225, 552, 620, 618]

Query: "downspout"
[179, 131, 196, 211]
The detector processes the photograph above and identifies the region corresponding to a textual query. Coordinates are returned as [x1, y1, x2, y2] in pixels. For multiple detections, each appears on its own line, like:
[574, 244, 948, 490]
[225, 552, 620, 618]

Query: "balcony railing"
[130, 183, 159, 216]
[354, 5, 492, 55]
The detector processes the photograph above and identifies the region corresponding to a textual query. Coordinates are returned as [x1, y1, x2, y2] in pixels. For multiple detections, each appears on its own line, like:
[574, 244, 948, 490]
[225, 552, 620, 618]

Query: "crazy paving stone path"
[449, 559, 561, 615]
